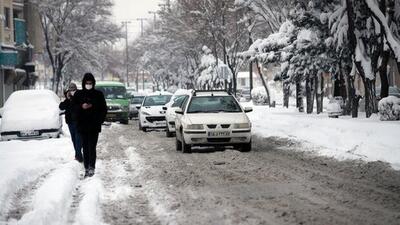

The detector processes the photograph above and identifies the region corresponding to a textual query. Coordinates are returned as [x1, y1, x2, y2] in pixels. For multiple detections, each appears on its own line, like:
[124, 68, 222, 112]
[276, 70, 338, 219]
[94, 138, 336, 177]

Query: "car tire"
[240, 141, 252, 152]
[182, 138, 192, 153]
[176, 138, 182, 151]
[143, 127, 148, 132]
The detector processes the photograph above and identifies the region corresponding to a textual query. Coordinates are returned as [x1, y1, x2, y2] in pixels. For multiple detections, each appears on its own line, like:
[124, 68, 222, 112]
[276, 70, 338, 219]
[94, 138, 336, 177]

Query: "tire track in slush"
[98, 123, 162, 225]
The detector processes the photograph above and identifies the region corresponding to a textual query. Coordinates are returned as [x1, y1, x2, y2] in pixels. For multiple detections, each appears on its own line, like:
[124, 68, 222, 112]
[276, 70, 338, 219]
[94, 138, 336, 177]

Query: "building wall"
[1, 0, 14, 45]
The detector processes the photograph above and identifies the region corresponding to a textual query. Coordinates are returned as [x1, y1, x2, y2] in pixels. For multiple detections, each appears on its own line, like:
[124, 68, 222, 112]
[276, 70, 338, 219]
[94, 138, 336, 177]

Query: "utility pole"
[248, 19, 253, 100]
[121, 21, 131, 87]
[148, 11, 157, 31]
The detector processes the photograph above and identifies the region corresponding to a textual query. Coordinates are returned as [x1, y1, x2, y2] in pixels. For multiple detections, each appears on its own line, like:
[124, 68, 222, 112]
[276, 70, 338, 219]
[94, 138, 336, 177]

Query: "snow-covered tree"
[32, 0, 120, 93]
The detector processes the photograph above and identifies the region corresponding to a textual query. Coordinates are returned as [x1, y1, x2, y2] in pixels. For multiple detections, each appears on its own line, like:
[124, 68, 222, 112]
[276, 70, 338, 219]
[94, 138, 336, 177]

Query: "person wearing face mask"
[59, 83, 83, 162]
[74, 73, 107, 178]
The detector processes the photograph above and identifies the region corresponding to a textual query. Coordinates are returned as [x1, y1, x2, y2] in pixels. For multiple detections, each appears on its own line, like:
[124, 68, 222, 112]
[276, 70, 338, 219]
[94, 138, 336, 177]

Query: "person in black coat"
[74, 73, 107, 177]
[59, 83, 83, 162]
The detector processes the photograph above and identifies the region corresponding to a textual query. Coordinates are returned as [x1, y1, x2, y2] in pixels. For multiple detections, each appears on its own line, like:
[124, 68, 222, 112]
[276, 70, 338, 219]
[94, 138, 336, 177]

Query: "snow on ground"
[0, 120, 107, 225]
[245, 103, 400, 169]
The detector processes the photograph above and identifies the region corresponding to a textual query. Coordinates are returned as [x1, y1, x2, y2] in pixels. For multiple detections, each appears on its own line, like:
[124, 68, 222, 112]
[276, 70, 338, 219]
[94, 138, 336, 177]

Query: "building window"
[4, 7, 11, 28]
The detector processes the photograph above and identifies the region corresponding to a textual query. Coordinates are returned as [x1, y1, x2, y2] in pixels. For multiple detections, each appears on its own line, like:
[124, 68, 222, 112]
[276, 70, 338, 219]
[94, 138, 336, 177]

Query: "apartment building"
[0, 0, 42, 107]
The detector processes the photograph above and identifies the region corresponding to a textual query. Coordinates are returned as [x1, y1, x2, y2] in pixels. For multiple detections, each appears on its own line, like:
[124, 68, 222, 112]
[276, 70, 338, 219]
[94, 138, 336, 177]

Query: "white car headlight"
[186, 124, 204, 130]
[141, 111, 151, 115]
[233, 123, 251, 129]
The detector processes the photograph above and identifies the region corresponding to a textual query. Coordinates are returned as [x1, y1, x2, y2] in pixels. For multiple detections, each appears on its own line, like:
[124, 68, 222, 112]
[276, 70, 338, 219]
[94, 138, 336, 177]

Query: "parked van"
[96, 81, 129, 124]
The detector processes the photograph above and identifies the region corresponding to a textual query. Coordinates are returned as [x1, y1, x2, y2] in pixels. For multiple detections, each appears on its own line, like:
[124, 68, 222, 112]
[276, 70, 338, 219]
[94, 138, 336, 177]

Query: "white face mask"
[85, 84, 93, 90]
[70, 90, 76, 96]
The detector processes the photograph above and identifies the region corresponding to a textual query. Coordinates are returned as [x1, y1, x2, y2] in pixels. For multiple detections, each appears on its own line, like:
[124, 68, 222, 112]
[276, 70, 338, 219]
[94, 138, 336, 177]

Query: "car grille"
[146, 116, 166, 123]
[108, 105, 120, 111]
[207, 138, 231, 143]
[207, 124, 231, 129]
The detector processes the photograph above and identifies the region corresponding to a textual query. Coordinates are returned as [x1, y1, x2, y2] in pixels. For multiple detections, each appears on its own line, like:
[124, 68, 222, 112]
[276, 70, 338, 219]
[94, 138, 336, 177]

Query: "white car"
[327, 96, 344, 118]
[164, 89, 192, 137]
[0, 90, 63, 141]
[175, 90, 253, 153]
[137, 91, 172, 132]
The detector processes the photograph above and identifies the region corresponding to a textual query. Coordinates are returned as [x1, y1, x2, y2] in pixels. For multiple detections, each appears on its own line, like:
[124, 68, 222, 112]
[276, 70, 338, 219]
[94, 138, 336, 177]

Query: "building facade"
[0, 0, 42, 107]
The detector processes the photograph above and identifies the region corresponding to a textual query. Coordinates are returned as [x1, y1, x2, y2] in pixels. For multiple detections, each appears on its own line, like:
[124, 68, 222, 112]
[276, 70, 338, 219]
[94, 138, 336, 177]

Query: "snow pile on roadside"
[0, 138, 73, 217]
[16, 162, 80, 225]
[378, 96, 400, 121]
[247, 105, 400, 169]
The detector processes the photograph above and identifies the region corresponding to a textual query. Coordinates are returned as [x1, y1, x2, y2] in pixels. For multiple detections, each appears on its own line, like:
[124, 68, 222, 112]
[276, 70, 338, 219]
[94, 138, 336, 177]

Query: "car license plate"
[156, 121, 166, 126]
[20, 130, 40, 137]
[208, 131, 230, 137]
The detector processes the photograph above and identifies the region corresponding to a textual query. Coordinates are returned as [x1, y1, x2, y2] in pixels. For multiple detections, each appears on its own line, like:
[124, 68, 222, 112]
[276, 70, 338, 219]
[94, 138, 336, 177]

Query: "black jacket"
[74, 89, 107, 133]
[59, 98, 78, 124]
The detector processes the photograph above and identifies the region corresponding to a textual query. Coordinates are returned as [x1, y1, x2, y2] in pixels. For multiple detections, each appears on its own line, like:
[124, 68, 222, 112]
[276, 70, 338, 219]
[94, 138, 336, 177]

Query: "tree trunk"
[345, 73, 356, 116]
[354, 61, 377, 118]
[316, 74, 324, 114]
[255, 59, 271, 106]
[296, 81, 304, 113]
[306, 77, 315, 114]
[379, 51, 390, 98]
[283, 82, 290, 108]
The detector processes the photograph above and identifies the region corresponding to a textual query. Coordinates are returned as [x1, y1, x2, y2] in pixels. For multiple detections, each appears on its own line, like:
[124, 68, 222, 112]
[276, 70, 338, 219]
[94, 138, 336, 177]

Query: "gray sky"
[112, 0, 161, 41]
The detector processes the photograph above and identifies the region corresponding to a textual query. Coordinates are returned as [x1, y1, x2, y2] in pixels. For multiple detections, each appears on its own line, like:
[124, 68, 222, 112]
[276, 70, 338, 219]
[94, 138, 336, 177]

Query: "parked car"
[129, 92, 146, 120]
[175, 90, 253, 153]
[239, 88, 251, 102]
[96, 81, 130, 124]
[327, 96, 344, 118]
[0, 90, 63, 141]
[137, 91, 172, 132]
[164, 89, 191, 137]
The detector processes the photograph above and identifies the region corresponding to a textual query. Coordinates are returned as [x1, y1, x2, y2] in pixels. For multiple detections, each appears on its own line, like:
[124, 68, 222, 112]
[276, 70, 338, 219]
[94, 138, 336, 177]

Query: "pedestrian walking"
[59, 83, 83, 162]
[74, 73, 107, 178]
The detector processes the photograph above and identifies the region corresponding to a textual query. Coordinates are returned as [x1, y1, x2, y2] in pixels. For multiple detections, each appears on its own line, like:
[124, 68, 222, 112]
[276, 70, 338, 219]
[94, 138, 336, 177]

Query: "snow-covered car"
[0, 90, 63, 141]
[137, 91, 172, 132]
[175, 90, 253, 153]
[164, 89, 191, 137]
[327, 96, 344, 118]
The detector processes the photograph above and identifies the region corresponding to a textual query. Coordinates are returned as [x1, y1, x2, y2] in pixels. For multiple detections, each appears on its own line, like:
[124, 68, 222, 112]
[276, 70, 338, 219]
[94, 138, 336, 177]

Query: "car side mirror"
[162, 106, 168, 111]
[135, 105, 141, 110]
[244, 107, 253, 113]
[175, 109, 184, 115]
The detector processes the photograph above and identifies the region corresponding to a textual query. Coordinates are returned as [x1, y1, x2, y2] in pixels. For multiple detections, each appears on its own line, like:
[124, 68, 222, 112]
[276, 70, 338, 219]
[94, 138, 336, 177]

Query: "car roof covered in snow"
[148, 91, 173, 96]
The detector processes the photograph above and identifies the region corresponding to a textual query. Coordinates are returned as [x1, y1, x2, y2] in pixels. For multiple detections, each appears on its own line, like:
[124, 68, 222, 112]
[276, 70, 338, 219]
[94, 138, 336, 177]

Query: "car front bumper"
[106, 111, 129, 122]
[1, 129, 61, 141]
[182, 129, 251, 145]
[141, 116, 167, 128]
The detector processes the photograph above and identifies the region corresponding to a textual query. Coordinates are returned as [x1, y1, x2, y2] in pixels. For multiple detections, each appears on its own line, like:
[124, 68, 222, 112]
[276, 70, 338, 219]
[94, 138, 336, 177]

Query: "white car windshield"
[187, 96, 242, 113]
[143, 95, 172, 106]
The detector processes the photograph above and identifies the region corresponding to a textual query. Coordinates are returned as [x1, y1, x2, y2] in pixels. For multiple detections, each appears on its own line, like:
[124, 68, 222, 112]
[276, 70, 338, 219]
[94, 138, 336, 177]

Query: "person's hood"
[82, 73, 96, 90]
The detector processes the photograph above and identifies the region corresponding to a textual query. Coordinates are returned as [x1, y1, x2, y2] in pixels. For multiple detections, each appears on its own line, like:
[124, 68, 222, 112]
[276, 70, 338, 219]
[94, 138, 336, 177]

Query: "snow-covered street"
[1, 112, 400, 225]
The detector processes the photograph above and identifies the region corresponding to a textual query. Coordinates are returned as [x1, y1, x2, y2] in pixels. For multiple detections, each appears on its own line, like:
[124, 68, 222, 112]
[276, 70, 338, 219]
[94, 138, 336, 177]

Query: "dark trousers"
[68, 122, 82, 159]
[80, 132, 99, 170]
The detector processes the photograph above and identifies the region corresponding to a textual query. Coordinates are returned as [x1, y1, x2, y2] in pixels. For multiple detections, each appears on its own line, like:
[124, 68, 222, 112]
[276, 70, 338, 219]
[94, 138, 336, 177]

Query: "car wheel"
[182, 138, 192, 153]
[240, 141, 252, 152]
[142, 127, 148, 132]
[176, 138, 182, 151]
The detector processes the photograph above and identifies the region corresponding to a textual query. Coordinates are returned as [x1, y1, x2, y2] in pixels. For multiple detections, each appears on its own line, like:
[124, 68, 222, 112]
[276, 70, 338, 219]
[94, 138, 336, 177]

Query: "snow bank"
[0, 138, 73, 219]
[378, 96, 400, 121]
[17, 161, 81, 225]
[251, 87, 269, 105]
[246, 105, 400, 169]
